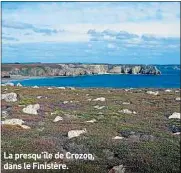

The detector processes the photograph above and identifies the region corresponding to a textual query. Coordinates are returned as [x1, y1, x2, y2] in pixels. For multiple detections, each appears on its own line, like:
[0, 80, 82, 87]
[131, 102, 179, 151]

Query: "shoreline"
[1, 73, 160, 83]
[1, 85, 180, 90]
[1, 76, 48, 83]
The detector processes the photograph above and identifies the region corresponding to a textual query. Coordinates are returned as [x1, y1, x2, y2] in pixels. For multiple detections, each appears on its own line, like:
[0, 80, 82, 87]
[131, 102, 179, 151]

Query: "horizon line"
[2, 62, 180, 65]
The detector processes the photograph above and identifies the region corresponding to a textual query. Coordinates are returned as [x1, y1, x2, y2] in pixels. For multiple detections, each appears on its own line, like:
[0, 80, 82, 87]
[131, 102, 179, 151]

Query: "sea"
[11, 65, 180, 88]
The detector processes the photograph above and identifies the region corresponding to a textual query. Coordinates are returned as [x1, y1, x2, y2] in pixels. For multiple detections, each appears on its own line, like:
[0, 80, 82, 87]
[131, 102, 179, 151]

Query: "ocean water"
[12, 65, 180, 88]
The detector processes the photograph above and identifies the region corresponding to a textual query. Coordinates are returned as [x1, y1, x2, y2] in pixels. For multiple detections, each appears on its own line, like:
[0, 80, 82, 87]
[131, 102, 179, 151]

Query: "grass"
[19, 97, 37, 105]
[1, 86, 180, 173]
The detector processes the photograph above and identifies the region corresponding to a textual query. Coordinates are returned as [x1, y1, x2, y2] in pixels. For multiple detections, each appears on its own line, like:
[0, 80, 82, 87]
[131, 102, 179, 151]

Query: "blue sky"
[2, 2, 180, 64]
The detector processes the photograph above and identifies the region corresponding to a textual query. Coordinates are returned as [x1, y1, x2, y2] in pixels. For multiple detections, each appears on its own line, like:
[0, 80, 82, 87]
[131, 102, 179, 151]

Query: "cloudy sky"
[2, 2, 180, 64]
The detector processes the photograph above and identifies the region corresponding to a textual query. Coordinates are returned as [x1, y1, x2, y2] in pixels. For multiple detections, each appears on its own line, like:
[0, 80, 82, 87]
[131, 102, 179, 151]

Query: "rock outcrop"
[119, 109, 137, 114]
[22, 104, 40, 115]
[168, 112, 180, 119]
[2, 119, 31, 129]
[175, 97, 181, 101]
[2, 119, 24, 126]
[85, 119, 97, 123]
[109, 165, 125, 173]
[17, 83, 22, 87]
[68, 129, 87, 139]
[146, 91, 159, 96]
[93, 97, 106, 101]
[2, 92, 18, 102]
[2, 63, 161, 78]
[2, 83, 14, 86]
[53, 116, 63, 122]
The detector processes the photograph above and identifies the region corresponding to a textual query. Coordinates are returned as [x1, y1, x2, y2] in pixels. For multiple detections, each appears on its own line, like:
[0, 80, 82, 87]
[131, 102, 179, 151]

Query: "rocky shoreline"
[2, 64, 161, 79]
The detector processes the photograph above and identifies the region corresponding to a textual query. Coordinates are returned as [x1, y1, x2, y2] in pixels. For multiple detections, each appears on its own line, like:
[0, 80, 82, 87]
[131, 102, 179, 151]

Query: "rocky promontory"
[2, 63, 161, 78]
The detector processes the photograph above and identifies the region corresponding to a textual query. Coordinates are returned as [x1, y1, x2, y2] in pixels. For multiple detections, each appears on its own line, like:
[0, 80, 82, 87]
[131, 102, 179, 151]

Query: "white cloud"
[65, 22, 179, 38]
[2, 2, 180, 44]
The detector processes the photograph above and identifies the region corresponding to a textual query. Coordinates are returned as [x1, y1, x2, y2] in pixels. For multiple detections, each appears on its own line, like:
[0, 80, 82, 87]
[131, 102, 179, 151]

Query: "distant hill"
[1, 63, 161, 78]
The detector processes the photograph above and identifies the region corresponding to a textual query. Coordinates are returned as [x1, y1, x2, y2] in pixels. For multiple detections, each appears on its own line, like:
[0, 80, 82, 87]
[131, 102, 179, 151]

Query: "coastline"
[1, 76, 48, 83]
[1, 73, 159, 83]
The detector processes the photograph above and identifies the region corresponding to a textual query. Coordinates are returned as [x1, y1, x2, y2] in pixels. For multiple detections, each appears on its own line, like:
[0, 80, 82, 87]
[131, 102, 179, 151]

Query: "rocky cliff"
[2, 63, 161, 78]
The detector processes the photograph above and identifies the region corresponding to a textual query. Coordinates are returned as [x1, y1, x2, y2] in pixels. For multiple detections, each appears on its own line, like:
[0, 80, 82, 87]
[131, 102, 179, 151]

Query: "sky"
[2, 2, 180, 64]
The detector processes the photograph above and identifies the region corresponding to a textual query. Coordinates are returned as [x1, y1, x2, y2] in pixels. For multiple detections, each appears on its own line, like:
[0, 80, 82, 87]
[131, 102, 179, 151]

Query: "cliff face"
[2, 63, 161, 78]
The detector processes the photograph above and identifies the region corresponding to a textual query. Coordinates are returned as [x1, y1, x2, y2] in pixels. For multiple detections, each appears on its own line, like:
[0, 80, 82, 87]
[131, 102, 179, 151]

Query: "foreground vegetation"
[1, 86, 180, 173]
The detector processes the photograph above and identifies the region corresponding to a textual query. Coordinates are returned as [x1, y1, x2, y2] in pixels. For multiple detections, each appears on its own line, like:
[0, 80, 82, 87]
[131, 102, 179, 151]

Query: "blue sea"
[12, 65, 180, 88]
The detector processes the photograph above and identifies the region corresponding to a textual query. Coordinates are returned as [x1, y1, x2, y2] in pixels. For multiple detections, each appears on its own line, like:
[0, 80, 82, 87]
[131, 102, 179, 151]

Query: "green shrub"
[19, 97, 36, 105]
